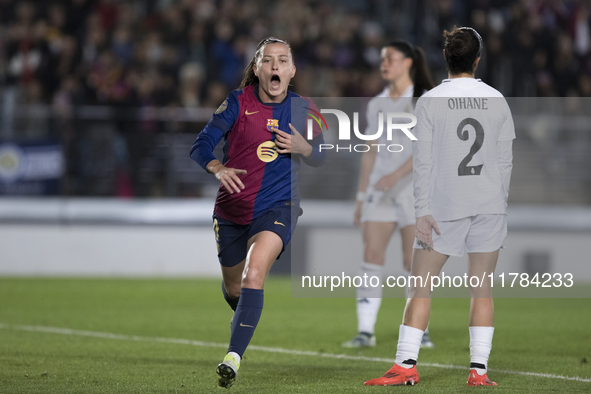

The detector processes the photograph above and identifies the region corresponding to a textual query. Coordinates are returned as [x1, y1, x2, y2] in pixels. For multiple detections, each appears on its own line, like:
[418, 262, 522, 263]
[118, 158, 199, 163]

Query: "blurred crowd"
[1, 0, 590, 114]
[1, 0, 590, 198]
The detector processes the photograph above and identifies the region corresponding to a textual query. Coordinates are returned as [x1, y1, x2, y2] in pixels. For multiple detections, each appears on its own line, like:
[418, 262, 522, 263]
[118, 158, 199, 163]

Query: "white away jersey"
[412, 78, 515, 221]
[365, 85, 415, 200]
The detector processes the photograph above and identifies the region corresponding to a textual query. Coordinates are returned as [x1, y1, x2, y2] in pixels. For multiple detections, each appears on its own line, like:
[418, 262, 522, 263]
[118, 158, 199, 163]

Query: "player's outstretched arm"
[206, 159, 246, 194]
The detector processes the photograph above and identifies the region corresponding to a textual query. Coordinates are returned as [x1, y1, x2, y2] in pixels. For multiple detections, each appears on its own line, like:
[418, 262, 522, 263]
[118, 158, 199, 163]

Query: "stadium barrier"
[1, 198, 591, 282]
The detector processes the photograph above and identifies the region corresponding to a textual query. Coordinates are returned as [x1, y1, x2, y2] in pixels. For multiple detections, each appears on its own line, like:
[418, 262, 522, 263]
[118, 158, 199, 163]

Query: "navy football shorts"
[212, 203, 303, 267]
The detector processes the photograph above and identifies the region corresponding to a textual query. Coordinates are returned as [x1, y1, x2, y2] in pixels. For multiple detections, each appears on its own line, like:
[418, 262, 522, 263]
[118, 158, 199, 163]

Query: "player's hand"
[415, 215, 441, 251]
[353, 201, 363, 227]
[375, 173, 400, 191]
[212, 164, 246, 194]
[274, 123, 313, 157]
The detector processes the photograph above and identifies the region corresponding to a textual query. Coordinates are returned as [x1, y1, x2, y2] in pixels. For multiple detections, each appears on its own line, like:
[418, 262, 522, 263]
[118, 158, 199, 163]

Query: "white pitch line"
[1, 323, 590, 383]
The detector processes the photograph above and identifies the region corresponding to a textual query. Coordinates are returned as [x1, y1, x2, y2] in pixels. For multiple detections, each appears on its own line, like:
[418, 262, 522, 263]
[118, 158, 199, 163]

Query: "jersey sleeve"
[295, 97, 326, 167]
[411, 97, 433, 141]
[498, 100, 516, 141]
[497, 139, 513, 202]
[189, 91, 240, 170]
[364, 99, 379, 139]
[413, 140, 432, 218]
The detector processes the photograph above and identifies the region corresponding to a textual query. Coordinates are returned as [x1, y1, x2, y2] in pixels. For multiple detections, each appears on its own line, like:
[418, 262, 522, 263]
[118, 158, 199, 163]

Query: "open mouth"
[270, 74, 281, 89]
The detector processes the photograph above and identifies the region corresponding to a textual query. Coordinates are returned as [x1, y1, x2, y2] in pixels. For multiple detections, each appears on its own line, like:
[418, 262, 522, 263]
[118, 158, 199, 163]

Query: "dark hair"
[239, 37, 293, 89]
[386, 40, 435, 98]
[443, 26, 483, 76]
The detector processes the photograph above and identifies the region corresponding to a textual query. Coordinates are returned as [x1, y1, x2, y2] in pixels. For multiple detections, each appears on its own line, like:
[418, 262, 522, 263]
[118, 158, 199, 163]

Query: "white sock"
[469, 326, 494, 375]
[227, 351, 241, 365]
[395, 324, 424, 368]
[356, 262, 383, 334]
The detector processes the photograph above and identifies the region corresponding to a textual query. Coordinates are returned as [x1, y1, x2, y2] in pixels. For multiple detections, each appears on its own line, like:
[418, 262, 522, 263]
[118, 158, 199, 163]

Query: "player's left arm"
[412, 98, 440, 249]
[497, 100, 516, 202]
[411, 98, 432, 218]
[497, 140, 513, 202]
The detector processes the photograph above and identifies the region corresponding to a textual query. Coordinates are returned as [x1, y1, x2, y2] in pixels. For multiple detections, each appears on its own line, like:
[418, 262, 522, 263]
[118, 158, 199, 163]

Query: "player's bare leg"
[220, 259, 245, 332]
[343, 221, 396, 348]
[400, 226, 433, 348]
[362, 221, 397, 266]
[221, 260, 245, 299]
[466, 250, 499, 386]
[403, 248, 448, 330]
[399, 225, 414, 272]
[241, 231, 283, 289]
[467, 250, 498, 326]
[217, 231, 283, 388]
[365, 248, 447, 386]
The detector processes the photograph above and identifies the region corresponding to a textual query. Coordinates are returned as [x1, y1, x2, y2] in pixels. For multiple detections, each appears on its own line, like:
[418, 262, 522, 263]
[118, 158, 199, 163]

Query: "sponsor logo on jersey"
[245, 110, 259, 115]
[256, 141, 279, 162]
[266, 119, 279, 132]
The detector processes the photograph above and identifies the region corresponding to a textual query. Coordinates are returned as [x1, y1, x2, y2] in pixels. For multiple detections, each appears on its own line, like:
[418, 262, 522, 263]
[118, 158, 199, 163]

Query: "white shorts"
[413, 214, 507, 257]
[360, 187, 415, 228]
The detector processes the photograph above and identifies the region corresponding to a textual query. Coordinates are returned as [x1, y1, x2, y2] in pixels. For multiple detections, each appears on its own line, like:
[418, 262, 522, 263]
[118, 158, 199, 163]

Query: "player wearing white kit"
[364, 27, 514, 387]
[342, 40, 435, 349]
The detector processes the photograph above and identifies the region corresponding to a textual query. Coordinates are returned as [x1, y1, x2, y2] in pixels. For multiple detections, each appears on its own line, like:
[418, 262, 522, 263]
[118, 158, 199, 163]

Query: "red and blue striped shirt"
[190, 85, 325, 225]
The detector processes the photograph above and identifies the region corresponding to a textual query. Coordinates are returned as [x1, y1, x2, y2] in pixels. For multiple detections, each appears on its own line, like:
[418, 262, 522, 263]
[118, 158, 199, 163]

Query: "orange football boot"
[467, 369, 497, 386]
[364, 363, 419, 386]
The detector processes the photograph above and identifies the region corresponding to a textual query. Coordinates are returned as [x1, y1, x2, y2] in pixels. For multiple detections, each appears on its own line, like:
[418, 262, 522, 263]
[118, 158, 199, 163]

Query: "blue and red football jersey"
[190, 85, 325, 225]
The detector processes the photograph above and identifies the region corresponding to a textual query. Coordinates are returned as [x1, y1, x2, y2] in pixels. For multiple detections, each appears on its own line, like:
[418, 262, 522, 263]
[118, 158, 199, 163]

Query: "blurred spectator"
[111, 27, 134, 65]
[2, 0, 590, 110]
[1, 0, 591, 197]
[178, 61, 204, 107]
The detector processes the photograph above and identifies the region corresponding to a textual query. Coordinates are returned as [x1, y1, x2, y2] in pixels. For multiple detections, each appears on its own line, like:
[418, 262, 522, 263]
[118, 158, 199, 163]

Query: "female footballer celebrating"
[343, 40, 435, 349]
[190, 37, 325, 388]
[364, 27, 514, 387]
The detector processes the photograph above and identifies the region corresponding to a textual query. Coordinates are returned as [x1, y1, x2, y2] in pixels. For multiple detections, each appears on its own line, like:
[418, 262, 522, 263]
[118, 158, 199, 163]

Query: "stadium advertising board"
[0, 141, 63, 195]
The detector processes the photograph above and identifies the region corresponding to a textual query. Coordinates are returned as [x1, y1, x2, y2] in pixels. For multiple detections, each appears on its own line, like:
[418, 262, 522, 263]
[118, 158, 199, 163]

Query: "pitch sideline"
[1, 322, 589, 383]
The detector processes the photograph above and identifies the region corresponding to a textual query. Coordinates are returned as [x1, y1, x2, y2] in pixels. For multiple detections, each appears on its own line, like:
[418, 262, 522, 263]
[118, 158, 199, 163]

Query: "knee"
[363, 246, 385, 265]
[241, 268, 265, 289]
[408, 285, 431, 299]
[470, 291, 494, 303]
[403, 256, 412, 272]
[224, 281, 242, 298]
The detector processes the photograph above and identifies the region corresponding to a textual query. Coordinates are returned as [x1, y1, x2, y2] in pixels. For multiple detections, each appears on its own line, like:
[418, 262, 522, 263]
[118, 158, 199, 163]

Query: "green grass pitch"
[0, 277, 589, 393]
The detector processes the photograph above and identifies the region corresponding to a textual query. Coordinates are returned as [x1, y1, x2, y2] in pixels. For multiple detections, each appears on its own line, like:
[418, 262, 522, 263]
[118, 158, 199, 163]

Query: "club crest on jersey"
[267, 119, 279, 132]
[257, 141, 279, 162]
[215, 100, 228, 114]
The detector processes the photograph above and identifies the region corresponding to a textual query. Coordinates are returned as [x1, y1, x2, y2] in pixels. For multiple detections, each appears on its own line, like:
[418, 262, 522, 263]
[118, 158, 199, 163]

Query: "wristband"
[356, 191, 366, 202]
